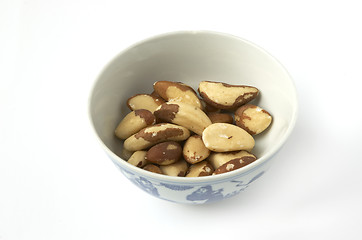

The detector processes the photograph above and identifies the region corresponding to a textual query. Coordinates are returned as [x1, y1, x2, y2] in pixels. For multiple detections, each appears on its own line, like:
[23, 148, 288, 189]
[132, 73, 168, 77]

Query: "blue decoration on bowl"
[116, 159, 266, 204]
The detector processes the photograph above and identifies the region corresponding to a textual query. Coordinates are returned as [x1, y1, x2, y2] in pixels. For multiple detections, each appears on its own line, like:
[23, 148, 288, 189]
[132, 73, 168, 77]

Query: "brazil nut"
[145, 141, 182, 165]
[198, 81, 259, 110]
[123, 123, 190, 151]
[127, 94, 165, 112]
[183, 135, 210, 164]
[235, 104, 272, 135]
[213, 156, 257, 175]
[202, 123, 255, 152]
[115, 109, 156, 139]
[153, 81, 202, 109]
[127, 151, 148, 168]
[115, 80, 272, 177]
[208, 150, 256, 169]
[159, 159, 189, 177]
[154, 102, 212, 135]
[185, 161, 214, 177]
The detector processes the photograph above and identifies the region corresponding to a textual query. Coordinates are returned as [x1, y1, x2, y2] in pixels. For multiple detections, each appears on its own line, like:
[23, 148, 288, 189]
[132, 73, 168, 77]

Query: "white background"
[1, 0, 362, 239]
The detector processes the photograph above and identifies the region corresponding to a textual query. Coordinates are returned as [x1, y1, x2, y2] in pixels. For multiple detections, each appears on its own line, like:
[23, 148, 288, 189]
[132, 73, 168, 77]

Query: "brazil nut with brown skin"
[115, 109, 156, 140]
[213, 156, 257, 175]
[235, 104, 272, 135]
[183, 135, 210, 164]
[198, 81, 259, 110]
[115, 80, 272, 177]
[127, 151, 148, 168]
[202, 123, 255, 152]
[123, 123, 190, 151]
[185, 161, 214, 177]
[208, 150, 256, 170]
[153, 81, 203, 109]
[145, 141, 182, 165]
[127, 94, 165, 112]
[154, 102, 212, 135]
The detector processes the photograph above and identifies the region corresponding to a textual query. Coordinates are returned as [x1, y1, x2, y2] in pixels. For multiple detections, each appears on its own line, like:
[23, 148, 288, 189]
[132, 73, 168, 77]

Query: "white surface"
[1, 0, 361, 239]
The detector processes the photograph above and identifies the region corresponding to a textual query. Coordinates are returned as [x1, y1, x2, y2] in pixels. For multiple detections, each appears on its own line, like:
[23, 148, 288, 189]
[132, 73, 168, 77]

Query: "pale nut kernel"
[198, 81, 259, 110]
[115, 109, 156, 140]
[145, 141, 182, 165]
[159, 159, 189, 177]
[154, 102, 212, 135]
[235, 104, 272, 135]
[202, 123, 255, 152]
[143, 164, 163, 174]
[183, 135, 210, 164]
[213, 156, 257, 175]
[153, 81, 203, 109]
[207, 112, 234, 124]
[185, 161, 214, 177]
[123, 123, 190, 151]
[127, 151, 148, 168]
[208, 150, 256, 169]
[127, 94, 165, 113]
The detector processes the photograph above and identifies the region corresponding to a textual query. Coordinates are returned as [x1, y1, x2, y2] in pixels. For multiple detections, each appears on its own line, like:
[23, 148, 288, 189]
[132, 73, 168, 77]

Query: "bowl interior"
[89, 31, 297, 172]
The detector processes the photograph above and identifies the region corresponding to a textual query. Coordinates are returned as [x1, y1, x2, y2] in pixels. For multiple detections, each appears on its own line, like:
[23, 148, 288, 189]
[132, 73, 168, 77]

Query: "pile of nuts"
[115, 81, 272, 177]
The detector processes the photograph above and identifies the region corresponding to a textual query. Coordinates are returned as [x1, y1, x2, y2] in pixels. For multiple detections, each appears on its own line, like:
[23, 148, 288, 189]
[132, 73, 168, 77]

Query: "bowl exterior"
[107, 151, 275, 204]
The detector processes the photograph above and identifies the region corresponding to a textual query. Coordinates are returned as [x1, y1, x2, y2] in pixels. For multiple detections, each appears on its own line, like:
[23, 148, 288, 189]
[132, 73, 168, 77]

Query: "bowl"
[88, 30, 298, 204]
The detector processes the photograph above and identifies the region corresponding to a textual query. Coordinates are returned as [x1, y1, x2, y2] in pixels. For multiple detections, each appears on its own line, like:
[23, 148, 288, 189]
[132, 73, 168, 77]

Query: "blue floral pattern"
[131, 176, 160, 197]
[118, 163, 266, 204]
[186, 185, 224, 203]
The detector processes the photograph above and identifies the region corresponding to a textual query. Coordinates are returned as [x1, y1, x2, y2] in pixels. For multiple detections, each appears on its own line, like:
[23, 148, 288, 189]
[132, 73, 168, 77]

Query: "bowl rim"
[88, 30, 298, 184]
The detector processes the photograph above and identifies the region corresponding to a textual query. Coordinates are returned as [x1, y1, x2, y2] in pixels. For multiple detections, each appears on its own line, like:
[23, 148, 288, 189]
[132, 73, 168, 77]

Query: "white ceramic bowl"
[88, 31, 298, 204]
